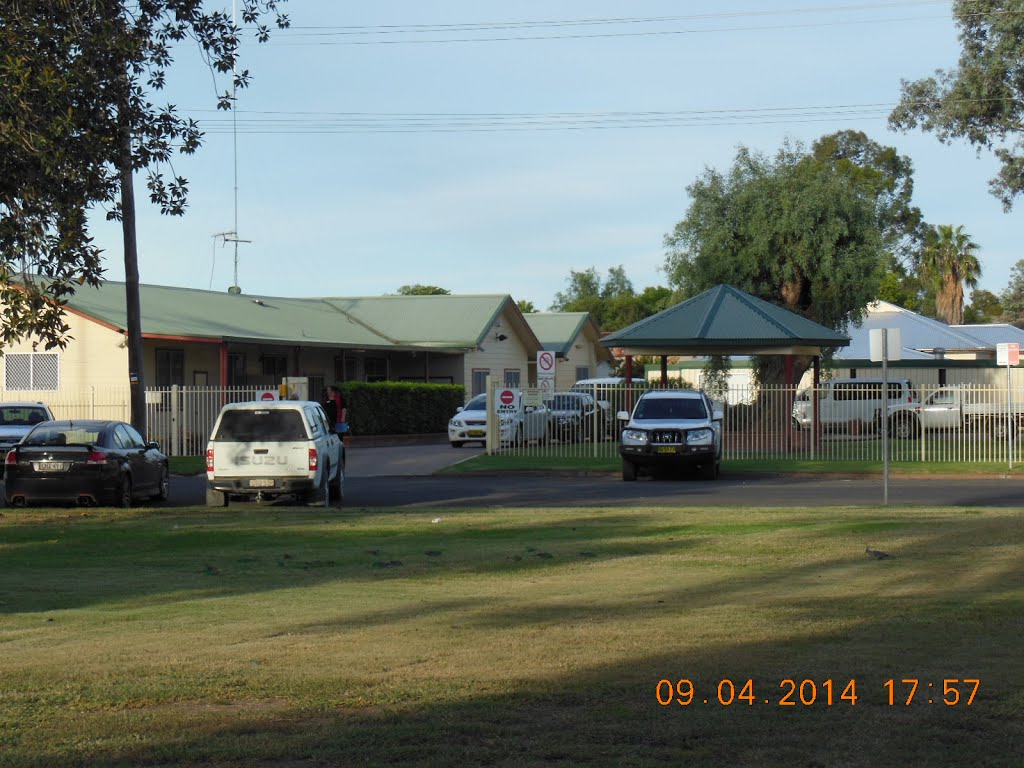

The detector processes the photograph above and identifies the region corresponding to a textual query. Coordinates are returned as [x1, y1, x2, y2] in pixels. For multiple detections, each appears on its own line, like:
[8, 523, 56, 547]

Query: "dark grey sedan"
[4, 420, 169, 507]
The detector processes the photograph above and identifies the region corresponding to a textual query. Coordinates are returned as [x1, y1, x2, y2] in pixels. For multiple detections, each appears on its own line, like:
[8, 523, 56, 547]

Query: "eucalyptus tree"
[0, 0, 288, 433]
[890, 0, 1024, 210]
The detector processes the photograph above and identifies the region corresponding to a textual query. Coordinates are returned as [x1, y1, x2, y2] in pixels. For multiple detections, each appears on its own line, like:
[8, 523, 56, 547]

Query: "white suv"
[205, 400, 344, 506]
[618, 390, 723, 481]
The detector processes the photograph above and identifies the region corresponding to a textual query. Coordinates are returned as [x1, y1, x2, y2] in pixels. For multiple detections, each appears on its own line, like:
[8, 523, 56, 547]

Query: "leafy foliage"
[889, 0, 1024, 209]
[0, 1, 289, 350]
[999, 259, 1024, 326]
[963, 288, 1003, 324]
[664, 141, 886, 332]
[920, 224, 981, 325]
[551, 266, 674, 332]
[398, 285, 451, 295]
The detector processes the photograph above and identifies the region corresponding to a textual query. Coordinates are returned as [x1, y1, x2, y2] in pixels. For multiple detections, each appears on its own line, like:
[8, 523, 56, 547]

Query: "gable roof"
[63, 280, 541, 352]
[837, 301, 992, 361]
[951, 323, 1024, 347]
[600, 284, 849, 354]
[524, 312, 612, 362]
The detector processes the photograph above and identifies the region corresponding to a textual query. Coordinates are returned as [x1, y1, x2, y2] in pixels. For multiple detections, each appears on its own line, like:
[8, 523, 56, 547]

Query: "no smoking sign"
[538, 351, 555, 373]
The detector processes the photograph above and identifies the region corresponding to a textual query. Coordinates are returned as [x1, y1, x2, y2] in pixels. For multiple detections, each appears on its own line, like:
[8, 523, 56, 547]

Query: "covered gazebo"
[600, 284, 850, 411]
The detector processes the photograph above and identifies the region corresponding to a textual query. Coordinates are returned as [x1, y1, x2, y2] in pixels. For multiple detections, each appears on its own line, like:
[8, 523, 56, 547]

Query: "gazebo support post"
[785, 355, 794, 451]
[813, 356, 821, 453]
[661, 356, 668, 387]
[625, 355, 634, 411]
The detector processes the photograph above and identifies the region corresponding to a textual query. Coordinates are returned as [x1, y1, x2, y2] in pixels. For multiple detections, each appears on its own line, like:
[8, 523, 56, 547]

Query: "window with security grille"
[471, 369, 489, 397]
[4, 353, 59, 390]
[155, 348, 185, 386]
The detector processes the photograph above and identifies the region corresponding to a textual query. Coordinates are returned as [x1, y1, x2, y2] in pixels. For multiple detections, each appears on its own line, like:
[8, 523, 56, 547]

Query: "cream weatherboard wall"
[1, 311, 127, 395]
[461, 314, 532, 399]
[555, 329, 602, 390]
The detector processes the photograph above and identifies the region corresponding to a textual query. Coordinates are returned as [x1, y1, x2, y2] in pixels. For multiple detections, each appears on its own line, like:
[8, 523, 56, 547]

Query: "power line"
[267, 1, 955, 46]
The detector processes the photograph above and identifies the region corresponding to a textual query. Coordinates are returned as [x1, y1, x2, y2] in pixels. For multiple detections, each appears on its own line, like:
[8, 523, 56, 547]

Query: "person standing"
[328, 385, 348, 440]
[321, 387, 338, 427]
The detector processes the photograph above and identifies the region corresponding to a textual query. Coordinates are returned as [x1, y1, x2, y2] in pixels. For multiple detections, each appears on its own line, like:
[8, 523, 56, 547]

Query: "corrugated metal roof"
[951, 323, 1024, 347]
[601, 284, 849, 351]
[63, 281, 517, 350]
[322, 294, 510, 347]
[837, 301, 990, 360]
[523, 312, 590, 355]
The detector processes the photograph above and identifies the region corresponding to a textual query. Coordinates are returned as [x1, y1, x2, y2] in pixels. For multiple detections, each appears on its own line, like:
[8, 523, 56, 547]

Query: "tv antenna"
[209, 0, 252, 295]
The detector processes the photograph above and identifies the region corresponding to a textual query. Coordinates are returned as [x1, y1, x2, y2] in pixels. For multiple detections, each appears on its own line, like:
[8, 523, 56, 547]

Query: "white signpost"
[870, 328, 902, 505]
[996, 343, 1019, 469]
[537, 351, 556, 397]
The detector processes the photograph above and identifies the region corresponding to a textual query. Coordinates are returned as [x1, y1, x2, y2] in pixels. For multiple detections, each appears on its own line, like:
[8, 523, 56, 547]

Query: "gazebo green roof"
[600, 284, 850, 355]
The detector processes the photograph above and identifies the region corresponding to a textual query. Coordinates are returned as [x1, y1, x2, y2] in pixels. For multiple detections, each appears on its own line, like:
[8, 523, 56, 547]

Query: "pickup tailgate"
[210, 440, 310, 477]
[209, 408, 312, 477]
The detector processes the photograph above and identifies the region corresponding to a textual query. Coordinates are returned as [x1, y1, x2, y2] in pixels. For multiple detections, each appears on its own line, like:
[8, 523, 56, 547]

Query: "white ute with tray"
[205, 400, 344, 507]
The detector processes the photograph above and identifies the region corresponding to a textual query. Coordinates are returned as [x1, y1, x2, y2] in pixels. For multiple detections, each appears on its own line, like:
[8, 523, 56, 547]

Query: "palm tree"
[921, 224, 982, 324]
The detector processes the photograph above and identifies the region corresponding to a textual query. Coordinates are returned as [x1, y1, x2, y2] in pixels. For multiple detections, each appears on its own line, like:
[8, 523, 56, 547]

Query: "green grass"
[1, 504, 1021, 767]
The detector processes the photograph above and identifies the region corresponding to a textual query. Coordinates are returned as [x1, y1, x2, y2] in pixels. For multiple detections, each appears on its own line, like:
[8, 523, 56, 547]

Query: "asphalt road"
[160, 443, 1024, 509]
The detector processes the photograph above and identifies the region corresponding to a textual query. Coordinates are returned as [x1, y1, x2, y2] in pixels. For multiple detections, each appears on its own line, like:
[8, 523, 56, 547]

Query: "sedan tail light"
[5, 450, 16, 466]
[206, 448, 214, 471]
[86, 450, 107, 465]
[308, 448, 318, 471]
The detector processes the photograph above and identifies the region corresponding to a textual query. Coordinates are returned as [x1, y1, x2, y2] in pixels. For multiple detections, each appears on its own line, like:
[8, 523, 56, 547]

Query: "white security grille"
[4, 353, 59, 390]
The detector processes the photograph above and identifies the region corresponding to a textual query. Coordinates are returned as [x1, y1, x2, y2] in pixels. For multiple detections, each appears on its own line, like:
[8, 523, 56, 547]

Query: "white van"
[792, 378, 917, 432]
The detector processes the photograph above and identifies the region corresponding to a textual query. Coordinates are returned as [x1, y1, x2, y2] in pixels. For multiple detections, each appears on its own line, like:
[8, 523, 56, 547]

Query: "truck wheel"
[890, 415, 917, 439]
[991, 418, 1011, 439]
[310, 470, 330, 507]
[622, 458, 637, 481]
[329, 467, 343, 507]
[700, 461, 720, 481]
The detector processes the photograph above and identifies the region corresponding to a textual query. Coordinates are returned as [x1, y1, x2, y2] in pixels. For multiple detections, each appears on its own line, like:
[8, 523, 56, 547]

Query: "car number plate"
[249, 478, 275, 488]
[655, 446, 678, 454]
[34, 462, 68, 472]
[467, 430, 485, 437]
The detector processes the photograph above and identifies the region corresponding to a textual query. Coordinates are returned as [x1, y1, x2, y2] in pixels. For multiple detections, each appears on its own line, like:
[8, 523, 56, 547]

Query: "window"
[504, 369, 521, 387]
[365, 357, 387, 382]
[155, 348, 185, 386]
[4, 353, 59, 390]
[227, 354, 246, 386]
[576, 366, 589, 382]
[471, 369, 489, 397]
[262, 355, 288, 379]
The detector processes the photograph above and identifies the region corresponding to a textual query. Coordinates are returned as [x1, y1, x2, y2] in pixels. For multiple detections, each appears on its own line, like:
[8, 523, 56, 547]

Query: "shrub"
[336, 381, 465, 435]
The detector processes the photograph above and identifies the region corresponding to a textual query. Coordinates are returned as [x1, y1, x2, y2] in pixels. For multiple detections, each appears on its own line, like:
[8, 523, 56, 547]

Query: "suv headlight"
[622, 429, 648, 445]
[686, 428, 714, 445]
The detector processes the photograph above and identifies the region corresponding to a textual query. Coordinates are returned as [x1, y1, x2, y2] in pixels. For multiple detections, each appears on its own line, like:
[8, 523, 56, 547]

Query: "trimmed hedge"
[336, 381, 465, 436]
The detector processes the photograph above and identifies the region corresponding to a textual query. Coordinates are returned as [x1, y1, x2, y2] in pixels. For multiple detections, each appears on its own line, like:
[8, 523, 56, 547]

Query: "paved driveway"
[346, 443, 483, 477]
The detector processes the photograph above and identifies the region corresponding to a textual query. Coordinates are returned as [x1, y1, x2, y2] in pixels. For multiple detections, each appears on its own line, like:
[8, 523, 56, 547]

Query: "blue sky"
[88, 1, 1022, 311]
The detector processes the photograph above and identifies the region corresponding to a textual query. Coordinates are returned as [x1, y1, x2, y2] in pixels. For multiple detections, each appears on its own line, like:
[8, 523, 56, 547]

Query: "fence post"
[171, 384, 180, 457]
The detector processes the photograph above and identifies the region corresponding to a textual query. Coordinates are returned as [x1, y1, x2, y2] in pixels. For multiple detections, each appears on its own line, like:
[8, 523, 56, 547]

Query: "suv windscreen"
[634, 398, 707, 420]
[214, 410, 308, 441]
[0, 406, 50, 426]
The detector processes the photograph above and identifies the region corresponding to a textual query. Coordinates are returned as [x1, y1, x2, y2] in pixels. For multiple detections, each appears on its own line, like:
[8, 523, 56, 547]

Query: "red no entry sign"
[500, 389, 515, 405]
[260, 391, 276, 401]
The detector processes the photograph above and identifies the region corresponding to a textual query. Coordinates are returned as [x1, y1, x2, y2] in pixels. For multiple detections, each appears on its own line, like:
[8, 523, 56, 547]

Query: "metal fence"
[489, 382, 1024, 466]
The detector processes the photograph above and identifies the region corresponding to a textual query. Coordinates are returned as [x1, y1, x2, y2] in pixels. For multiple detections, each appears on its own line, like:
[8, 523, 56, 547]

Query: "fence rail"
[6, 382, 1024, 464]
[488, 382, 1024, 466]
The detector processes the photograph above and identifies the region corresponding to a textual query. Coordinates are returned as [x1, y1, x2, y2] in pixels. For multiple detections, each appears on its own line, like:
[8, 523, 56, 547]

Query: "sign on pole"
[537, 351, 556, 397]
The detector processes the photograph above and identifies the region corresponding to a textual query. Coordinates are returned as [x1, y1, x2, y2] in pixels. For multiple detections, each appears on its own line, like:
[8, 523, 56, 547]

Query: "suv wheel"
[622, 458, 637, 481]
[700, 461, 720, 481]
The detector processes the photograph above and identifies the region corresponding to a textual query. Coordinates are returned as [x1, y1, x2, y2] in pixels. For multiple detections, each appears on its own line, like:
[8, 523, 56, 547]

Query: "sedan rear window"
[214, 410, 308, 441]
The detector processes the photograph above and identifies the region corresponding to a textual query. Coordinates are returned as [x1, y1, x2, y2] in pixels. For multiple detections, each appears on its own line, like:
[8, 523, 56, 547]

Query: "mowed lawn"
[1, 504, 1021, 767]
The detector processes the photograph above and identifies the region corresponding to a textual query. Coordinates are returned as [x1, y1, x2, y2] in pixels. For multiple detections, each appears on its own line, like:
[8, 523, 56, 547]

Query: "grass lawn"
[1, 504, 1021, 767]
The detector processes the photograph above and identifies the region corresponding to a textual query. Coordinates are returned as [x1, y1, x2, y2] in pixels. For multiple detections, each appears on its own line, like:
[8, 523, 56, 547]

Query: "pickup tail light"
[308, 448, 318, 471]
[206, 448, 214, 471]
[86, 450, 107, 464]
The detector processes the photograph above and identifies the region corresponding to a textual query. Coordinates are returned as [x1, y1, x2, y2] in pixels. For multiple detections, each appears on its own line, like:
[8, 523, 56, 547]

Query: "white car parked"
[205, 400, 344, 506]
[448, 391, 548, 448]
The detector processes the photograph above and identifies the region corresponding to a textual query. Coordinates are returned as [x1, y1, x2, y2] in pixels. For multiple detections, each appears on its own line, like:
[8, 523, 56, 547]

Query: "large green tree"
[550, 266, 670, 332]
[889, 0, 1024, 210]
[664, 141, 887, 384]
[1000, 258, 1024, 326]
[397, 285, 450, 295]
[1, 0, 288, 433]
[920, 224, 981, 325]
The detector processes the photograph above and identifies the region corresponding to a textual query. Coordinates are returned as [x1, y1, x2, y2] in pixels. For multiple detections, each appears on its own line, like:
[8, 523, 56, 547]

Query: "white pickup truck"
[885, 386, 1024, 438]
